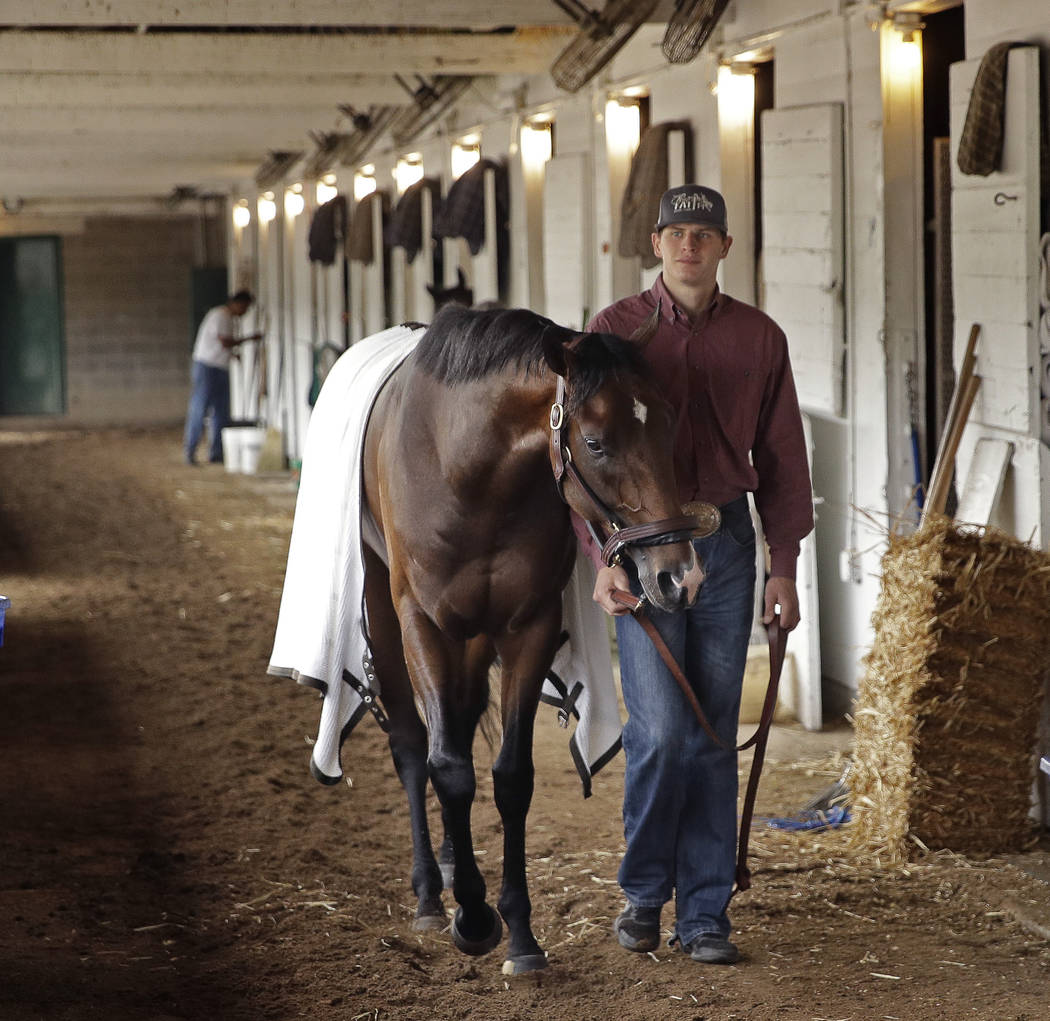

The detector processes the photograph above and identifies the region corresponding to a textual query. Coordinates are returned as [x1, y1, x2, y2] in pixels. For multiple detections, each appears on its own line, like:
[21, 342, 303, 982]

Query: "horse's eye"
[584, 437, 604, 456]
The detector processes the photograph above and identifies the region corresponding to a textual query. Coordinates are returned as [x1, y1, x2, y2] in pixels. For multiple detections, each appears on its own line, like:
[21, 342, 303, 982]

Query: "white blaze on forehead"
[633, 398, 648, 424]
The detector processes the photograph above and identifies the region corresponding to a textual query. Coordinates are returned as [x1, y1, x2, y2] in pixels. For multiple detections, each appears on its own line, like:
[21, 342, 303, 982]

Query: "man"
[183, 290, 262, 465]
[582, 185, 814, 965]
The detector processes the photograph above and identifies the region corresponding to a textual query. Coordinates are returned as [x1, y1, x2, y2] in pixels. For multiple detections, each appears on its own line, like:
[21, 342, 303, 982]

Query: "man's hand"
[592, 564, 634, 616]
[763, 576, 800, 631]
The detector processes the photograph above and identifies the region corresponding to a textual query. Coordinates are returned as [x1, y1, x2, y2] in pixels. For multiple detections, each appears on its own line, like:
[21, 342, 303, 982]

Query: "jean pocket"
[721, 501, 756, 549]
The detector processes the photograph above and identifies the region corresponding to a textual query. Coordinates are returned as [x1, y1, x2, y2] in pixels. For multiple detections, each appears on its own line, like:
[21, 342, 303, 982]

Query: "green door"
[0, 236, 66, 416]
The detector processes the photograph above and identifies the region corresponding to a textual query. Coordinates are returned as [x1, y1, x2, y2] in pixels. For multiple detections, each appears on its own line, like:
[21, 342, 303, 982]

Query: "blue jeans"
[183, 361, 231, 463]
[614, 496, 756, 945]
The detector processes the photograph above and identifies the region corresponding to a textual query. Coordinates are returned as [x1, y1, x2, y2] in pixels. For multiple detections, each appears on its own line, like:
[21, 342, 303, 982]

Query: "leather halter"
[548, 374, 718, 566]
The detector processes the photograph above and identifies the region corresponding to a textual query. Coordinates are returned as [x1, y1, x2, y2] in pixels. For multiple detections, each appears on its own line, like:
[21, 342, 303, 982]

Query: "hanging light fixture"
[354, 165, 377, 201]
[394, 154, 424, 194]
[716, 63, 755, 127]
[521, 116, 554, 167]
[451, 136, 481, 179]
[605, 95, 641, 156]
[284, 183, 305, 218]
[258, 191, 277, 223]
[888, 11, 923, 76]
[315, 173, 338, 205]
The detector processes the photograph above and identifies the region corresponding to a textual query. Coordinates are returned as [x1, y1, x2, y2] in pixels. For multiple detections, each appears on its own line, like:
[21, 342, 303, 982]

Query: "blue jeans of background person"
[183, 361, 231, 463]
[614, 495, 756, 946]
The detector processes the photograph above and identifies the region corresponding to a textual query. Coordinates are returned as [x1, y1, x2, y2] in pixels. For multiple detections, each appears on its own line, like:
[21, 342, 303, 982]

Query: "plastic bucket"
[220, 427, 242, 472]
[239, 426, 266, 475]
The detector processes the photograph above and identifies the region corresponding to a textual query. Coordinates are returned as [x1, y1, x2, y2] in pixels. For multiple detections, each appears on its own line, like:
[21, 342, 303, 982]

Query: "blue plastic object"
[759, 805, 850, 832]
[0, 596, 9, 648]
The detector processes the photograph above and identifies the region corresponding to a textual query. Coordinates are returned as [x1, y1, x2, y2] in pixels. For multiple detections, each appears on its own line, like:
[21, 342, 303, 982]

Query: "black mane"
[413, 304, 651, 410]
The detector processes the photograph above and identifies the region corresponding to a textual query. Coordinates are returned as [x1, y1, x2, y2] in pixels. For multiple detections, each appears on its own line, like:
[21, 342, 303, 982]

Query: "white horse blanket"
[267, 324, 622, 795]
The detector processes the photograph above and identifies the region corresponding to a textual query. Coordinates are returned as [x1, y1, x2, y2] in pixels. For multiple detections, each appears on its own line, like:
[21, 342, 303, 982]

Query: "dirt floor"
[2, 427, 1049, 1021]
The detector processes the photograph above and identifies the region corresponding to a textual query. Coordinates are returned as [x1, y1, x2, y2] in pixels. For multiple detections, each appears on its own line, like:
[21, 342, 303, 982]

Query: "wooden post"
[921, 323, 980, 525]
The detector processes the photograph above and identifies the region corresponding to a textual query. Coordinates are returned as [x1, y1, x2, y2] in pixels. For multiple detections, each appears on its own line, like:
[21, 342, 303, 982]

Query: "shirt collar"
[649, 274, 726, 325]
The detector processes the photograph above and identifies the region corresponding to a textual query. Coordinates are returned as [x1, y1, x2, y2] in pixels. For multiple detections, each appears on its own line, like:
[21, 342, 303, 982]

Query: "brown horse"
[361, 303, 705, 974]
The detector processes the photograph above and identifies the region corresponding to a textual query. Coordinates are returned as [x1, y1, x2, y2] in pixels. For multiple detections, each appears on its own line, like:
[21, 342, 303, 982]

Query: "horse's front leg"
[399, 604, 502, 956]
[491, 605, 563, 975]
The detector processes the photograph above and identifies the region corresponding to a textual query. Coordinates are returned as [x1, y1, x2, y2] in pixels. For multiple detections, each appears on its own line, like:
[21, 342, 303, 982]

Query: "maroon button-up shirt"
[584, 275, 814, 579]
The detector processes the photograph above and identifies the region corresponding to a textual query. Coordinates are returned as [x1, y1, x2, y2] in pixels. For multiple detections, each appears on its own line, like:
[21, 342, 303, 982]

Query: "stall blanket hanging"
[385, 177, 440, 263]
[308, 194, 347, 266]
[347, 190, 390, 265]
[618, 122, 693, 268]
[957, 41, 1049, 190]
[432, 158, 509, 255]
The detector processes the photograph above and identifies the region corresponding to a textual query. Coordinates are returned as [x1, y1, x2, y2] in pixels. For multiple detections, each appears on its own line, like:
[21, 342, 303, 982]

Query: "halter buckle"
[549, 402, 564, 430]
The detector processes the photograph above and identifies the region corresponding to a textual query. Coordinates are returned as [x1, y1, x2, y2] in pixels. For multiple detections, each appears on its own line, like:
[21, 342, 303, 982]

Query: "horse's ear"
[541, 328, 585, 378]
[627, 298, 662, 348]
[540, 328, 567, 377]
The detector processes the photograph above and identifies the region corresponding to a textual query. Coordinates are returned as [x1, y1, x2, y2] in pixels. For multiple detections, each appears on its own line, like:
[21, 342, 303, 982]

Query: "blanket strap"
[343, 663, 390, 733]
[557, 680, 585, 728]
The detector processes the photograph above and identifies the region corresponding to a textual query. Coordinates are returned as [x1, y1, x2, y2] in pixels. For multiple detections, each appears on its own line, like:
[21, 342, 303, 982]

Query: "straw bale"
[849, 517, 1050, 863]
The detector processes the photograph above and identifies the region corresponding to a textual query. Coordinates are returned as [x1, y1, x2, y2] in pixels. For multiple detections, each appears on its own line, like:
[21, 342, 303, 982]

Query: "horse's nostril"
[657, 570, 683, 604]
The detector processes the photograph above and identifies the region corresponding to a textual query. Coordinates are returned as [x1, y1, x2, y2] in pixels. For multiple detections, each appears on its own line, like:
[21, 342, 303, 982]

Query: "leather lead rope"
[734, 617, 786, 893]
[610, 588, 787, 894]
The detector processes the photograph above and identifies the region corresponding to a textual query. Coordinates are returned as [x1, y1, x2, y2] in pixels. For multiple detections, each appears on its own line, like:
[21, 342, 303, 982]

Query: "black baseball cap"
[655, 185, 728, 233]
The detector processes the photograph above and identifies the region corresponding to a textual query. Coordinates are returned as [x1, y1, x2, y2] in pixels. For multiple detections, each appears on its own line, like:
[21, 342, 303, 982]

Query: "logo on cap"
[671, 192, 714, 215]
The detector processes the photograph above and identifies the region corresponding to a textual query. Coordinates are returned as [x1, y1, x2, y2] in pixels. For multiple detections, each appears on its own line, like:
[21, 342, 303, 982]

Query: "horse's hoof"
[502, 952, 548, 976]
[451, 904, 502, 957]
[411, 912, 448, 933]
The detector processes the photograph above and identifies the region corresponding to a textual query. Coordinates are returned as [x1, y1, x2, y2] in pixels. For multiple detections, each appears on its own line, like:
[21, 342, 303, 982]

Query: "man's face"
[651, 223, 732, 291]
[231, 300, 251, 317]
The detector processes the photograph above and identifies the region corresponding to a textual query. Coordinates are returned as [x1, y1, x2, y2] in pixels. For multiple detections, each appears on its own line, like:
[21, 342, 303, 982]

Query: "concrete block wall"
[62, 214, 220, 426]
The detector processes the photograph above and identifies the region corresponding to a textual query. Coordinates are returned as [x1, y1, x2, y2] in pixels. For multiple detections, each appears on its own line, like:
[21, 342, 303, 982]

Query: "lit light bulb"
[258, 193, 277, 223]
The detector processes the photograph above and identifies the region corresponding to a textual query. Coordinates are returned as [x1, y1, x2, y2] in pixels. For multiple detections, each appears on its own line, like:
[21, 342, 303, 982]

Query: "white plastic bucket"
[220, 427, 242, 472]
[239, 426, 266, 475]
[221, 426, 266, 474]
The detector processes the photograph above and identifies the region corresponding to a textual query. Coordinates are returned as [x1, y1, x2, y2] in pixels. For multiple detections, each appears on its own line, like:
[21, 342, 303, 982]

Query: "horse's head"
[426, 268, 474, 311]
[542, 306, 708, 614]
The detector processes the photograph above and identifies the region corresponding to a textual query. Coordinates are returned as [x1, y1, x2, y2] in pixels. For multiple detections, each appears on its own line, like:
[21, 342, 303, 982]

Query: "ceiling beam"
[4, 136, 304, 166]
[0, 72, 410, 109]
[0, 29, 574, 76]
[0, 106, 354, 139]
[0, 1, 581, 27]
[0, 160, 261, 199]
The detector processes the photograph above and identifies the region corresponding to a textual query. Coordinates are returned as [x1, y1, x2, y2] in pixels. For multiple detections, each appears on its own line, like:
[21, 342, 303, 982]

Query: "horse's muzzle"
[640, 545, 705, 613]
